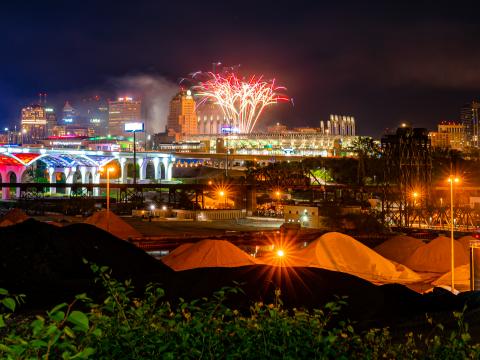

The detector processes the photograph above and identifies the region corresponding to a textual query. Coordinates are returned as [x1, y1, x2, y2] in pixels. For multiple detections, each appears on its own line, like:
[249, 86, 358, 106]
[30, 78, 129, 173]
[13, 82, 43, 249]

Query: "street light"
[218, 190, 227, 209]
[447, 175, 460, 292]
[412, 191, 418, 204]
[100, 166, 114, 231]
[274, 189, 281, 216]
[412, 191, 419, 228]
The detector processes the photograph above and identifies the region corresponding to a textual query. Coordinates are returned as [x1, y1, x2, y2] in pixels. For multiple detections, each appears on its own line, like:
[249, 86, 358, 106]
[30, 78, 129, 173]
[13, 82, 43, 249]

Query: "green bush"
[1, 264, 479, 359]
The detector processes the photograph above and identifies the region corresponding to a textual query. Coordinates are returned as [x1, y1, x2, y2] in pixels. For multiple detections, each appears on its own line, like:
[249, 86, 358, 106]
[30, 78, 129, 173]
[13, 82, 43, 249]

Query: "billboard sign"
[124, 122, 144, 132]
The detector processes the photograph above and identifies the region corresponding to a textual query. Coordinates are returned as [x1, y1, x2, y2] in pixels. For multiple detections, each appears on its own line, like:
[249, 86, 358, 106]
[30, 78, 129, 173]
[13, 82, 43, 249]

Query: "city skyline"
[2, 1, 480, 136]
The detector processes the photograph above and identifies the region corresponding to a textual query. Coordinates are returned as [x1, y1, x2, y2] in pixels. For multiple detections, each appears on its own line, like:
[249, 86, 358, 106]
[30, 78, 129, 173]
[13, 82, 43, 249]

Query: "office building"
[45, 107, 57, 136]
[460, 101, 480, 147]
[21, 105, 47, 142]
[429, 121, 466, 150]
[166, 90, 197, 140]
[62, 101, 76, 124]
[108, 97, 142, 137]
[82, 96, 109, 136]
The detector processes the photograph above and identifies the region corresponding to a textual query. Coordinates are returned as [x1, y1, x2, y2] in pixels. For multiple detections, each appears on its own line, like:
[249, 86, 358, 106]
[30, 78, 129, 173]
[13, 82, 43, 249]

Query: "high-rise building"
[320, 115, 355, 136]
[167, 90, 198, 139]
[460, 101, 480, 147]
[108, 97, 142, 137]
[81, 96, 109, 136]
[62, 101, 76, 124]
[21, 105, 47, 142]
[196, 100, 227, 134]
[45, 107, 57, 136]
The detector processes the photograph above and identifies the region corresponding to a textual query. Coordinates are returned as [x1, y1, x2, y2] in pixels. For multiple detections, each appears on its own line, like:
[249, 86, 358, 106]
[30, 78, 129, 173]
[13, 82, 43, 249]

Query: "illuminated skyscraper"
[45, 107, 57, 136]
[460, 101, 480, 147]
[167, 90, 198, 139]
[21, 105, 47, 142]
[82, 96, 108, 136]
[62, 101, 75, 124]
[108, 97, 142, 136]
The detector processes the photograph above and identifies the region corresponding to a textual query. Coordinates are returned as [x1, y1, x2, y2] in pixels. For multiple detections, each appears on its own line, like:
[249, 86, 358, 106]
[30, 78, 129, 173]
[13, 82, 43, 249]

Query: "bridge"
[0, 146, 175, 200]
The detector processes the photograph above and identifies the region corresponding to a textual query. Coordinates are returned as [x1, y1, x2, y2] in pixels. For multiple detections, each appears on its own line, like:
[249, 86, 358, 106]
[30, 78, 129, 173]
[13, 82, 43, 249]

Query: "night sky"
[1, 0, 480, 136]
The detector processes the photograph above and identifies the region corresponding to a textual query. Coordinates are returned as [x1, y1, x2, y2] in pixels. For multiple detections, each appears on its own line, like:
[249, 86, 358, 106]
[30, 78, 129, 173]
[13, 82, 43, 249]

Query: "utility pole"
[133, 130, 137, 186]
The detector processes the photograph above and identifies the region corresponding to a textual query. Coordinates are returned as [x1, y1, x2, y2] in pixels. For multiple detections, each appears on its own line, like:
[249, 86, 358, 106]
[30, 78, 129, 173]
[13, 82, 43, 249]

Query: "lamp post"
[412, 191, 419, 228]
[219, 190, 226, 209]
[124, 122, 145, 186]
[275, 190, 281, 216]
[100, 166, 114, 231]
[448, 176, 460, 292]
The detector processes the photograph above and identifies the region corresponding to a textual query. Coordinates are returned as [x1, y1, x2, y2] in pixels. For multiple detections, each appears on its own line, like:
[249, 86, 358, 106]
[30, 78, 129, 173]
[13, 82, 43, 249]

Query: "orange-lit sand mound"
[458, 236, 476, 251]
[432, 264, 470, 290]
[84, 210, 142, 240]
[165, 243, 194, 259]
[0, 208, 29, 227]
[374, 235, 424, 264]
[162, 239, 258, 271]
[404, 236, 468, 273]
[292, 232, 421, 284]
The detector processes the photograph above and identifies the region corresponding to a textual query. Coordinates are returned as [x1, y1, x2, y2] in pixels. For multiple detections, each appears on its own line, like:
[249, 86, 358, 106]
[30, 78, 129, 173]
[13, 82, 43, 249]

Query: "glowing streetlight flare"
[447, 177, 460, 184]
[100, 166, 114, 174]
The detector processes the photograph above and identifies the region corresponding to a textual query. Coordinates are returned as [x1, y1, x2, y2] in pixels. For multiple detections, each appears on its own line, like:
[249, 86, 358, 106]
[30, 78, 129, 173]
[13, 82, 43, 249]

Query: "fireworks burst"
[191, 70, 289, 134]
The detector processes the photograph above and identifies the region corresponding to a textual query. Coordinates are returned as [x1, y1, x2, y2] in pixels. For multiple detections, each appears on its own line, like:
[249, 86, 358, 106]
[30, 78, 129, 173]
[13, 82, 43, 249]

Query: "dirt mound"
[169, 265, 471, 328]
[0, 219, 15, 227]
[432, 264, 470, 290]
[374, 235, 424, 264]
[162, 239, 258, 271]
[84, 210, 142, 240]
[165, 243, 193, 258]
[0, 219, 172, 307]
[0, 220, 476, 329]
[292, 232, 421, 284]
[458, 236, 477, 251]
[404, 236, 469, 273]
[0, 208, 28, 226]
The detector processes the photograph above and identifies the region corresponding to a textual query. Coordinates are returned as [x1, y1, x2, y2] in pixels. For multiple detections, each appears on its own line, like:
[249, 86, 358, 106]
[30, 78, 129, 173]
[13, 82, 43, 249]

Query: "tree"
[349, 136, 380, 185]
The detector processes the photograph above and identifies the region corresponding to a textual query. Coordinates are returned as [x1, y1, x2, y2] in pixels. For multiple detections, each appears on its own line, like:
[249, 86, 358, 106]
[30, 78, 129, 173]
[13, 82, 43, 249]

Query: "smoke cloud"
[112, 74, 178, 134]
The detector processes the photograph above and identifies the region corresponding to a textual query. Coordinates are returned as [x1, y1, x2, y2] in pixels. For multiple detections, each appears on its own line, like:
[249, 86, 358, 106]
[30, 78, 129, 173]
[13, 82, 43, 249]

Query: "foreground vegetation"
[1, 264, 479, 359]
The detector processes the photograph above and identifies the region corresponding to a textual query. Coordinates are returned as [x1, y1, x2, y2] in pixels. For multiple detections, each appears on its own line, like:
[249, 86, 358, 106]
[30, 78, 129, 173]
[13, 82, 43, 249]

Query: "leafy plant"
[1, 265, 479, 359]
